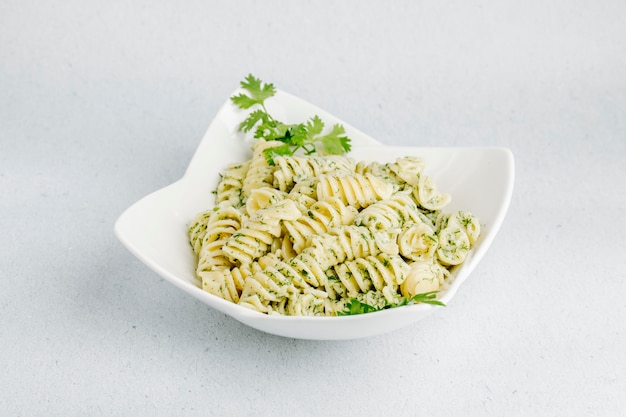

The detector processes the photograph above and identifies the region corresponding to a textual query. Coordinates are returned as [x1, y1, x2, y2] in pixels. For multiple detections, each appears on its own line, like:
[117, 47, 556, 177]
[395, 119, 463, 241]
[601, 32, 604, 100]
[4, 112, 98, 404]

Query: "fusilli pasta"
[188, 141, 481, 316]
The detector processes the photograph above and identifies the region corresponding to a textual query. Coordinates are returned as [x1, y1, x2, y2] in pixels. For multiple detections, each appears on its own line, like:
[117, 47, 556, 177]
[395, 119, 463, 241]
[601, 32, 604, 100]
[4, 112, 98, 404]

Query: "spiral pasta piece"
[354, 160, 397, 184]
[238, 270, 296, 313]
[449, 210, 481, 245]
[238, 275, 287, 313]
[305, 225, 399, 271]
[413, 173, 451, 210]
[288, 252, 330, 290]
[229, 262, 261, 291]
[272, 154, 355, 192]
[201, 248, 273, 302]
[188, 210, 214, 256]
[245, 187, 287, 216]
[215, 161, 250, 207]
[237, 253, 313, 312]
[316, 172, 395, 209]
[332, 253, 410, 298]
[269, 234, 298, 261]
[241, 140, 281, 199]
[397, 222, 438, 262]
[434, 209, 481, 266]
[196, 205, 245, 272]
[268, 288, 329, 316]
[195, 207, 249, 302]
[287, 178, 319, 208]
[436, 225, 471, 266]
[283, 196, 358, 253]
[223, 199, 301, 265]
[388, 156, 425, 187]
[198, 269, 240, 303]
[355, 191, 424, 230]
[400, 261, 449, 298]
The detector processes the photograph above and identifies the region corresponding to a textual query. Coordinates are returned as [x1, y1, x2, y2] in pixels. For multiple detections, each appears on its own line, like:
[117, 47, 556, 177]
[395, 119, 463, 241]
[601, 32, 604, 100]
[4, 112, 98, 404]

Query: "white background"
[1, 0, 625, 415]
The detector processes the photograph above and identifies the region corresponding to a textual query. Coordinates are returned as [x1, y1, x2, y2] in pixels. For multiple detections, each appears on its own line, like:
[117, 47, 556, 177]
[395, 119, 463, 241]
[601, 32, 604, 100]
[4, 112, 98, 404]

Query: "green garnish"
[230, 74, 352, 164]
[339, 299, 381, 316]
[394, 291, 446, 307]
[337, 291, 445, 316]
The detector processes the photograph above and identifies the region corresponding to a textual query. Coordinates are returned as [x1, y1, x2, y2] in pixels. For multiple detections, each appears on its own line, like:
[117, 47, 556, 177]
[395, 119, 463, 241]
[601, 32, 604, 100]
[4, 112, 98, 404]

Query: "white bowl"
[114, 89, 515, 340]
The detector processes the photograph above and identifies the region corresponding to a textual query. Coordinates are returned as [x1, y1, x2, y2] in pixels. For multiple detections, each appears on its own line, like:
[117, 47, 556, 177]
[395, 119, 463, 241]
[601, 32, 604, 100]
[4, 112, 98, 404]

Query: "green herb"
[230, 74, 352, 164]
[338, 299, 381, 316]
[395, 291, 446, 307]
[337, 291, 445, 316]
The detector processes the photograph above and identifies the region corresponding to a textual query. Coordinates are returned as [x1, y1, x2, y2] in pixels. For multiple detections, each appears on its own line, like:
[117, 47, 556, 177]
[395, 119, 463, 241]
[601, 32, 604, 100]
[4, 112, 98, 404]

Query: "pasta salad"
[186, 76, 480, 316]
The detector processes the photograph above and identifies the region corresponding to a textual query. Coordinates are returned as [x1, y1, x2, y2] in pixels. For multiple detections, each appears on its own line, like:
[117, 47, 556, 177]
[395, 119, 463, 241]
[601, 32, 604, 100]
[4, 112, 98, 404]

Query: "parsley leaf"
[318, 124, 351, 155]
[239, 109, 271, 133]
[337, 299, 380, 316]
[263, 143, 293, 161]
[230, 74, 276, 109]
[230, 74, 352, 164]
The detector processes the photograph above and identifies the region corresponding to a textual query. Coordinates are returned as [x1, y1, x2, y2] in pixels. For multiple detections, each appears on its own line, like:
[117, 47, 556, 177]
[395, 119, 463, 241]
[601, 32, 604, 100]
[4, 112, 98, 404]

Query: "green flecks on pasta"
[187, 143, 481, 316]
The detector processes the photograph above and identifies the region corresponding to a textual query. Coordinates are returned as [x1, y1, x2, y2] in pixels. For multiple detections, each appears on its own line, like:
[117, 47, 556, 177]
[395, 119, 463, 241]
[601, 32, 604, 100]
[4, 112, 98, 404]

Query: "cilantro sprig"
[337, 291, 446, 316]
[230, 74, 352, 164]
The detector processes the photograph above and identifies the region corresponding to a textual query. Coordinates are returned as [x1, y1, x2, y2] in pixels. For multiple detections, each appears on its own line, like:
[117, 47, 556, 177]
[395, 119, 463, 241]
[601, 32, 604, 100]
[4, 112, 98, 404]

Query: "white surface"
[115, 87, 515, 340]
[1, 0, 625, 415]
